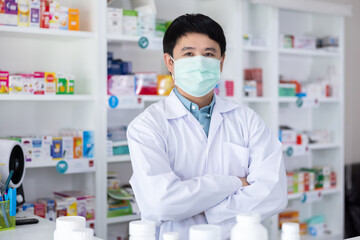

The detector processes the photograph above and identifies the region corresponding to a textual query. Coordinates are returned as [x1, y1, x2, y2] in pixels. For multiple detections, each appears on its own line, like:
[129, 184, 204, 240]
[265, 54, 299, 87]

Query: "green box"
[57, 76, 67, 95]
[0, 201, 16, 232]
[107, 199, 132, 218]
[113, 145, 129, 155]
[279, 85, 296, 97]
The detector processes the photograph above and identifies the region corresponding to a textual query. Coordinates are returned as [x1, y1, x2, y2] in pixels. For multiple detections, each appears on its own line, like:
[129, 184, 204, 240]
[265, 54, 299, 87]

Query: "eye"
[204, 52, 215, 57]
[184, 52, 193, 56]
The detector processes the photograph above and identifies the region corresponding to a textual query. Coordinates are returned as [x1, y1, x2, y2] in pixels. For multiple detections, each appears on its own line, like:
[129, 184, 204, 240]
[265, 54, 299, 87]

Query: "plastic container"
[189, 224, 221, 240]
[54, 216, 86, 240]
[281, 222, 300, 240]
[231, 213, 268, 240]
[163, 232, 179, 240]
[129, 220, 156, 240]
[69, 228, 95, 240]
[0, 200, 16, 232]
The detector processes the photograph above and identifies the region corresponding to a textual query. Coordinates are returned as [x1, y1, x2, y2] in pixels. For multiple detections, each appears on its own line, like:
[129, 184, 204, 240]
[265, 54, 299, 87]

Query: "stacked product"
[244, 68, 262, 97]
[0, 0, 79, 31]
[280, 34, 339, 51]
[0, 70, 75, 95]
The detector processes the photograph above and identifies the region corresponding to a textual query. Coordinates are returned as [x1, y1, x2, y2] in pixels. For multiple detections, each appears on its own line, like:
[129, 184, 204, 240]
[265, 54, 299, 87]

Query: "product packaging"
[33, 72, 45, 94]
[5, 0, 18, 26]
[17, 0, 30, 27]
[18, 202, 35, 215]
[55, 198, 67, 217]
[67, 74, 75, 94]
[62, 136, 74, 160]
[68, 8, 79, 31]
[0, 0, 5, 25]
[31, 137, 43, 161]
[56, 73, 67, 94]
[136, 5, 155, 36]
[83, 130, 94, 158]
[42, 135, 52, 159]
[30, 0, 40, 27]
[73, 135, 83, 158]
[135, 72, 157, 95]
[157, 75, 173, 96]
[279, 211, 299, 229]
[38, 198, 56, 221]
[49, 0, 58, 29]
[9, 75, 22, 94]
[0, 71, 9, 94]
[40, 0, 49, 28]
[58, 6, 68, 30]
[44, 72, 56, 95]
[51, 137, 63, 160]
[122, 10, 137, 36]
[21, 74, 34, 94]
[21, 137, 32, 162]
[107, 75, 135, 96]
[107, 7, 123, 35]
[33, 202, 46, 218]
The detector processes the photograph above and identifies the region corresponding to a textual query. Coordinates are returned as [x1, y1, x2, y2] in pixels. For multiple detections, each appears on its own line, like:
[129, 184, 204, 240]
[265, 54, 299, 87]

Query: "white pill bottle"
[281, 222, 300, 240]
[163, 232, 179, 240]
[231, 213, 268, 240]
[189, 224, 221, 240]
[129, 220, 156, 240]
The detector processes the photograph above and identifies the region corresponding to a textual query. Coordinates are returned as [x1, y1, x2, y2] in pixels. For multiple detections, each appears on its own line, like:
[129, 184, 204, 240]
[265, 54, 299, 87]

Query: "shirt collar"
[173, 87, 215, 115]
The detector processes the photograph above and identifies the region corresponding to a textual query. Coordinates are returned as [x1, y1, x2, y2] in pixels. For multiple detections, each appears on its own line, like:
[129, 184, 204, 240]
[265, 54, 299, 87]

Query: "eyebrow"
[180, 47, 217, 52]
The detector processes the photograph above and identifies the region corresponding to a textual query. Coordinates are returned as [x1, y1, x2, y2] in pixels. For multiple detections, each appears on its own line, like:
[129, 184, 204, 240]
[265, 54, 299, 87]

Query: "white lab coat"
[127, 91, 287, 240]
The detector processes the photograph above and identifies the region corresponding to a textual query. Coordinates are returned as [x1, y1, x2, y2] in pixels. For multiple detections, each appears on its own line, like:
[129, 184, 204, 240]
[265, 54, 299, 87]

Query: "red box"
[40, 0, 49, 28]
[33, 202, 46, 218]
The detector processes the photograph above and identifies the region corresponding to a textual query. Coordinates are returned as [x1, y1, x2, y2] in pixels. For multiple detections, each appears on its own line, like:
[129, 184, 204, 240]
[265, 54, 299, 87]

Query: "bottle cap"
[236, 213, 261, 224]
[163, 232, 179, 240]
[189, 224, 221, 240]
[282, 222, 300, 233]
[56, 216, 86, 231]
[129, 220, 156, 236]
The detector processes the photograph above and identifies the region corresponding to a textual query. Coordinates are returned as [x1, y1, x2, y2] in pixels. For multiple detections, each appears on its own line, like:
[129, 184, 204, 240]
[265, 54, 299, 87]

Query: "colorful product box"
[55, 192, 88, 217]
[51, 137, 62, 160]
[0, 0, 5, 25]
[56, 73, 67, 94]
[5, 0, 18, 26]
[287, 172, 294, 194]
[157, 75, 174, 96]
[85, 195, 95, 221]
[21, 74, 34, 94]
[18, 0, 30, 27]
[9, 75, 22, 94]
[30, 0, 40, 27]
[49, 0, 58, 29]
[21, 137, 32, 162]
[83, 131, 94, 158]
[107, 75, 135, 96]
[19, 202, 35, 215]
[135, 72, 158, 95]
[61, 136, 73, 160]
[59, 6, 68, 30]
[40, 0, 49, 28]
[73, 136, 83, 158]
[55, 198, 67, 217]
[0, 71, 9, 94]
[33, 72, 45, 94]
[31, 137, 42, 161]
[67, 74, 74, 94]
[38, 198, 56, 221]
[33, 202, 46, 218]
[279, 211, 299, 229]
[68, 8, 79, 31]
[42, 135, 52, 159]
[44, 72, 56, 95]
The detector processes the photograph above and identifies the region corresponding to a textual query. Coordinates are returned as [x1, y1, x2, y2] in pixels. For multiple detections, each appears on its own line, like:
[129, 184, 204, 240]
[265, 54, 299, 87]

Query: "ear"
[220, 53, 226, 72]
[164, 53, 174, 75]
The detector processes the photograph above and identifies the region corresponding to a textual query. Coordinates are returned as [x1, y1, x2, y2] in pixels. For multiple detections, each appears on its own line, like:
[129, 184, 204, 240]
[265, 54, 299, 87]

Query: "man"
[127, 14, 287, 240]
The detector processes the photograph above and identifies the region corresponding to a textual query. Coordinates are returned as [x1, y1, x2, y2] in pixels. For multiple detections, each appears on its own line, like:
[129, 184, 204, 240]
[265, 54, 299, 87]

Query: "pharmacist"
[127, 14, 287, 240]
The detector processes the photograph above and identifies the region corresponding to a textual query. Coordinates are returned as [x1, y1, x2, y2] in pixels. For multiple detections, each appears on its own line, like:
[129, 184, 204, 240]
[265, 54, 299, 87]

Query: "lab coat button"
[192, 106, 196, 110]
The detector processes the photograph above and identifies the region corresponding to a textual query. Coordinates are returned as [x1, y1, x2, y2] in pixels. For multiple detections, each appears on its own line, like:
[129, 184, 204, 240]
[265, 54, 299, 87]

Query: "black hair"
[163, 13, 226, 57]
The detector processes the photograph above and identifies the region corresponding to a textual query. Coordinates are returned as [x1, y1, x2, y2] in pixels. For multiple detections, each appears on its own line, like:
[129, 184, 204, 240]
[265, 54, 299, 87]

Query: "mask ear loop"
[170, 56, 175, 80]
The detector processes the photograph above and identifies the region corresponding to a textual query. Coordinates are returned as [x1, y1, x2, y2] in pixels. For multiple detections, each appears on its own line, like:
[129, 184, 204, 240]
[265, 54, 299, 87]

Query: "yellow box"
[68, 8, 79, 31]
[44, 72, 56, 95]
[0, 201, 16, 232]
[157, 75, 174, 96]
[18, 0, 30, 27]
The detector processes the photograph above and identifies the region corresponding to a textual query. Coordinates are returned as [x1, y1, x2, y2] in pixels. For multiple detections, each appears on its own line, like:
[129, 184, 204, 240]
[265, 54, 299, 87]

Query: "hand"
[239, 177, 250, 187]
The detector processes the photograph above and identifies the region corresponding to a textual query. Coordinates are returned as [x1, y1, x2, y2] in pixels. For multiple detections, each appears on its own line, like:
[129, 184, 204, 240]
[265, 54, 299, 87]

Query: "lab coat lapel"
[207, 96, 224, 147]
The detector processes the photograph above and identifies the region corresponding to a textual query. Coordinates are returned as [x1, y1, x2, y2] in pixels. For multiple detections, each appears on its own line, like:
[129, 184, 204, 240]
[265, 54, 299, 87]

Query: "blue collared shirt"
[173, 87, 215, 137]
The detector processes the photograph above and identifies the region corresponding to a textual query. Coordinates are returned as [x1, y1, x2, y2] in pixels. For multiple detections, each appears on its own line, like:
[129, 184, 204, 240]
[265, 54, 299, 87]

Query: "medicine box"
[38, 198, 56, 221]
[31, 137, 42, 161]
[51, 137, 62, 160]
[30, 0, 40, 28]
[18, 0, 30, 27]
[136, 6, 155, 36]
[68, 8, 79, 31]
[67, 74, 74, 94]
[157, 75, 173, 96]
[123, 9, 138, 36]
[54, 191, 94, 220]
[21, 74, 34, 94]
[33, 202, 45, 218]
[107, 8, 123, 35]
[44, 72, 56, 95]
[83, 130, 94, 158]
[107, 75, 135, 96]
[278, 129, 296, 145]
[42, 135, 52, 160]
[62, 136, 74, 160]
[9, 75, 22, 94]
[73, 136, 83, 158]
[0, 71, 9, 94]
[56, 73, 67, 94]
[18, 202, 35, 215]
[54, 196, 77, 216]
[5, 0, 18, 26]
[40, 0, 49, 29]
[135, 72, 158, 95]
[49, 0, 58, 29]
[59, 6, 68, 30]
[33, 72, 45, 95]
[55, 198, 67, 217]
[0, 0, 5, 25]
[21, 138, 32, 162]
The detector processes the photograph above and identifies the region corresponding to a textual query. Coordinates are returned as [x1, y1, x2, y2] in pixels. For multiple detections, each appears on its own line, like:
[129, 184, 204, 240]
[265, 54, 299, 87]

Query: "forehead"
[174, 32, 220, 51]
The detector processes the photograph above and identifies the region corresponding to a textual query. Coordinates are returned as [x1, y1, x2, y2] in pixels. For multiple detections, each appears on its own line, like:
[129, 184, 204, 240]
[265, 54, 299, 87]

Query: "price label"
[301, 191, 323, 203]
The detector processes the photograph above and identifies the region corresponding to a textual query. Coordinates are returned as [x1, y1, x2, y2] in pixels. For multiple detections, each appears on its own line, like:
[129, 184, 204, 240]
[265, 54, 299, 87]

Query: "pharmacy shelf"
[288, 188, 340, 201]
[107, 215, 140, 225]
[308, 143, 341, 150]
[0, 95, 95, 101]
[141, 95, 166, 102]
[26, 158, 95, 174]
[0, 26, 95, 40]
[279, 48, 339, 57]
[300, 233, 342, 240]
[278, 97, 340, 103]
[243, 97, 272, 103]
[243, 45, 271, 52]
[107, 34, 162, 44]
[107, 155, 131, 163]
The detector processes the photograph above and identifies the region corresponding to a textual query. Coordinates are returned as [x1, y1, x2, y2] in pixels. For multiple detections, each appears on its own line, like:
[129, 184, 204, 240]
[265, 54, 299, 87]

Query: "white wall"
[315, 0, 360, 164]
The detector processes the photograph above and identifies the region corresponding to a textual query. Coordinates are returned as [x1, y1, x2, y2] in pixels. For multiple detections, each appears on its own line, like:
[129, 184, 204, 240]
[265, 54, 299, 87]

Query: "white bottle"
[163, 232, 179, 240]
[129, 220, 156, 240]
[189, 224, 221, 240]
[54, 216, 86, 240]
[281, 222, 300, 240]
[231, 213, 268, 240]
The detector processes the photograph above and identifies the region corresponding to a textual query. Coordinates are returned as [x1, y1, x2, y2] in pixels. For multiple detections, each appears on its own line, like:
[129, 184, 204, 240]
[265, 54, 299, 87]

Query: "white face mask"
[171, 55, 221, 97]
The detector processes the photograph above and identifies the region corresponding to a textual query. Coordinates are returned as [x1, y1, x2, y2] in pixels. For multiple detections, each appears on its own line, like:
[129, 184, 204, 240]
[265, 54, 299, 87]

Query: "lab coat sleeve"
[127, 112, 242, 225]
[204, 109, 288, 224]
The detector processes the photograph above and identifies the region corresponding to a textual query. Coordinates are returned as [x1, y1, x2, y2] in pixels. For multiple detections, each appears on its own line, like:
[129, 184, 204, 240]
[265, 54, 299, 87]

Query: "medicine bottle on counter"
[163, 232, 179, 240]
[189, 224, 221, 240]
[281, 222, 300, 240]
[129, 220, 156, 240]
[231, 213, 268, 240]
